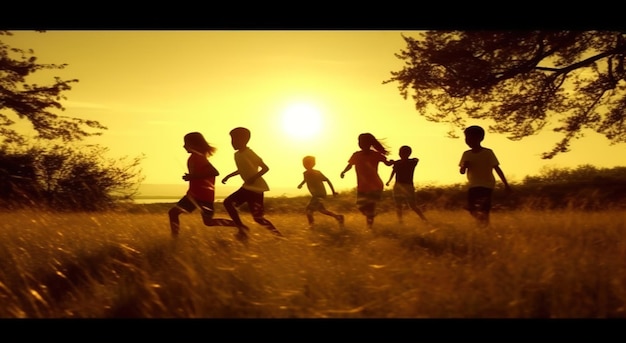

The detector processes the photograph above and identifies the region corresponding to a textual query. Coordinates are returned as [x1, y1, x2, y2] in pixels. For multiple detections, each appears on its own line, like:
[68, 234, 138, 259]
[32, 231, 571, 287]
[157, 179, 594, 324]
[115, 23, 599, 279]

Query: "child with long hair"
[168, 132, 240, 238]
[340, 133, 393, 229]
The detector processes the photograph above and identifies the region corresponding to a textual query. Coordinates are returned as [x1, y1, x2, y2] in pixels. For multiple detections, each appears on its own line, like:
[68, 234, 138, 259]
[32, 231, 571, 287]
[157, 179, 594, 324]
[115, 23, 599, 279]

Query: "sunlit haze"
[6, 30, 626, 198]
[281, 102, 323, 140]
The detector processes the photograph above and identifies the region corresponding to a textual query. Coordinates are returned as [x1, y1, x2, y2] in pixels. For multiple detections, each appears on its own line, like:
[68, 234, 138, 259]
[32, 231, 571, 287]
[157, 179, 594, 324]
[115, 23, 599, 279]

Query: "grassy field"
[0, 200, 625, 319]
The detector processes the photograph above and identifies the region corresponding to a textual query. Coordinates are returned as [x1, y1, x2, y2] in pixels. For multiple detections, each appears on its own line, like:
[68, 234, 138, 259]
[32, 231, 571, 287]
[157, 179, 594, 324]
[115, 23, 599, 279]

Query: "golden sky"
[5, 30, 626, 197]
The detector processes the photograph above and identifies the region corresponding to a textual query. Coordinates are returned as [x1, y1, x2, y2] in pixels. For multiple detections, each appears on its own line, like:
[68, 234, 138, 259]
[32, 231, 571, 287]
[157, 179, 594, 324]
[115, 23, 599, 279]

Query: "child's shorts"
[467, 187, 493, 213]
[306, 196, 326, 211]
[356, 190, 382, 216]
[175, 195, 216, 220]
[393, 183, 416, 204]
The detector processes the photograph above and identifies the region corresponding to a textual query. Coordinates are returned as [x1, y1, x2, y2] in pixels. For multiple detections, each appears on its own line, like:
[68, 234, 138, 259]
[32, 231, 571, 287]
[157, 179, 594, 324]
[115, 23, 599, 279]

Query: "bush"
[0, 143, 144, 211]
[413, 165, 626, 211]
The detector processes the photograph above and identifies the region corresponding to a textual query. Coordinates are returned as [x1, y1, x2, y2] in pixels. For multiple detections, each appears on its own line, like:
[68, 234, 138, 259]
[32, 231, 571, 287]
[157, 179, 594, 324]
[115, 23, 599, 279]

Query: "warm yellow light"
[281, 103, 323, 140]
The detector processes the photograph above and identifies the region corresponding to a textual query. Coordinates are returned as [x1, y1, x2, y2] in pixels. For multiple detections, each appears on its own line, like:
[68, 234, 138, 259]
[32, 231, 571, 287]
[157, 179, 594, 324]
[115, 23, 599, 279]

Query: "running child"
[459, 125, 511, 227]
[168, 132, 240, 237]
[297, 155, 344, 229]
[340, 132, 393, 229]
[221, 127, 283, 240]
[385, 145, 428, 224]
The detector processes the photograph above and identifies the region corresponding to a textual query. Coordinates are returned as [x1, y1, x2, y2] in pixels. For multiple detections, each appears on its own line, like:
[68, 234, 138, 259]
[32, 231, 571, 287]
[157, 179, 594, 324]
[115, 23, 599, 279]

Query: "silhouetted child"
[459, 125, 511, 227]
[297, 155, 344, 229]
[385, 145, 428, 224]
[222, 127, 283, 241]
[340, 132, 393, 229]
[169, 132, 240, 237]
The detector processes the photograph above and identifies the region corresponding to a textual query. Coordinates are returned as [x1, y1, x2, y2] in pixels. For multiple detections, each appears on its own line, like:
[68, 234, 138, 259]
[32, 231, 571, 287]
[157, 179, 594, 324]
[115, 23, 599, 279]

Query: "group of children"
[168, 125, 511, 242]
[168, 127, 283, 243]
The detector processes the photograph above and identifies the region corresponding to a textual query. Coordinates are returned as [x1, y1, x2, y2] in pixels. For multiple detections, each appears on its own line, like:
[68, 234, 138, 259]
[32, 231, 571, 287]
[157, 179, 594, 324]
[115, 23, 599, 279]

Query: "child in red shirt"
[168, 132, 239, 237]
[340, 133, 393, 229]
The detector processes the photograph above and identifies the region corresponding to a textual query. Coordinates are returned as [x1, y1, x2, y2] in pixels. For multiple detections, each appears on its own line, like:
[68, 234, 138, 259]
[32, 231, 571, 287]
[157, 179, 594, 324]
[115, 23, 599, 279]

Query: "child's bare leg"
[410, 203, 428, 221]
[204, 217, 238, 227]
[223, 197, 245, 227]
[306, 210, 315, 226]
[203, 216, 250, 242]
[253, 216, 284, 237]
[359, 203, 376, 229]
[223, 197, 250, 241]
[366, 216, 375, 228]
[319, 207, 337, 218]
[395, 204, 403, 223]
[477, 211, 490, 227]
[470, 209, 488, 227]
[168, 207, 183, 236]
[250, 196, 283, 237]
[319, 208, 344, 226]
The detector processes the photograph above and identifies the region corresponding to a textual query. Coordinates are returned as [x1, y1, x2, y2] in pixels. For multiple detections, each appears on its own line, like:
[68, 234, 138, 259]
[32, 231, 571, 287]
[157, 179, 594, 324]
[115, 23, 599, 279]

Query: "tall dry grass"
[0, 204, 624, 318]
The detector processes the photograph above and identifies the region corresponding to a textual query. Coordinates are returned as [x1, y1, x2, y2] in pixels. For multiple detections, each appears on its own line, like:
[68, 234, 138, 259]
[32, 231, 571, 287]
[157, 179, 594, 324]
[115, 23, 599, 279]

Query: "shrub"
[0, 143, 144, 211]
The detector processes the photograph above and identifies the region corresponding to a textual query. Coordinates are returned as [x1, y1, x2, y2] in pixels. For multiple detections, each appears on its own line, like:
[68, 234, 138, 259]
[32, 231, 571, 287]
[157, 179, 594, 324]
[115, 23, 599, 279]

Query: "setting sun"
[280, 103, 323, 140]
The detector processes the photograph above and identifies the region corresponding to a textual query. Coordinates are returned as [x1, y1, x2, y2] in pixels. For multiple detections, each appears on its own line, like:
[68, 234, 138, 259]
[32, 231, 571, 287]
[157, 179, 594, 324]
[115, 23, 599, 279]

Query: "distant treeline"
[265, 164, 626, 213]
[413, 164, 626, 211]
[3, 159, 626, 212]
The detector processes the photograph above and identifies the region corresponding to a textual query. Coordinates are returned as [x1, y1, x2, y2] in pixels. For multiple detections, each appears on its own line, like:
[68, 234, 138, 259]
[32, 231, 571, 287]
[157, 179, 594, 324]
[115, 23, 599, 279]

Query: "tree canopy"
[0, 31, 143, 210]
[0, 30, 106, 145]
[383, 31, 626, 159]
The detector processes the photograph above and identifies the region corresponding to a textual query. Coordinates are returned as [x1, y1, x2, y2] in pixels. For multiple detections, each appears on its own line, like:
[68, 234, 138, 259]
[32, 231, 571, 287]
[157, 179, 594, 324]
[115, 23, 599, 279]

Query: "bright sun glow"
[281, 103, 323, 140]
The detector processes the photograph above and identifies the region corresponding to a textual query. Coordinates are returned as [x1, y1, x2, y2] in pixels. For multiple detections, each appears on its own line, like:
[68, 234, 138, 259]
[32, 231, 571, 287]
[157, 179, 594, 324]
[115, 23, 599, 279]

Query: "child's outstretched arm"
[494, 165, 512, 192]
[324, 176, 338, 195]
[245, 160, 269, 185]
[221, 170, 240, 184]
[386, 169, 395, 186]
[460, 161, 468, 174]
[297, 179, 306, 189]
[340, 163, 352, 178]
